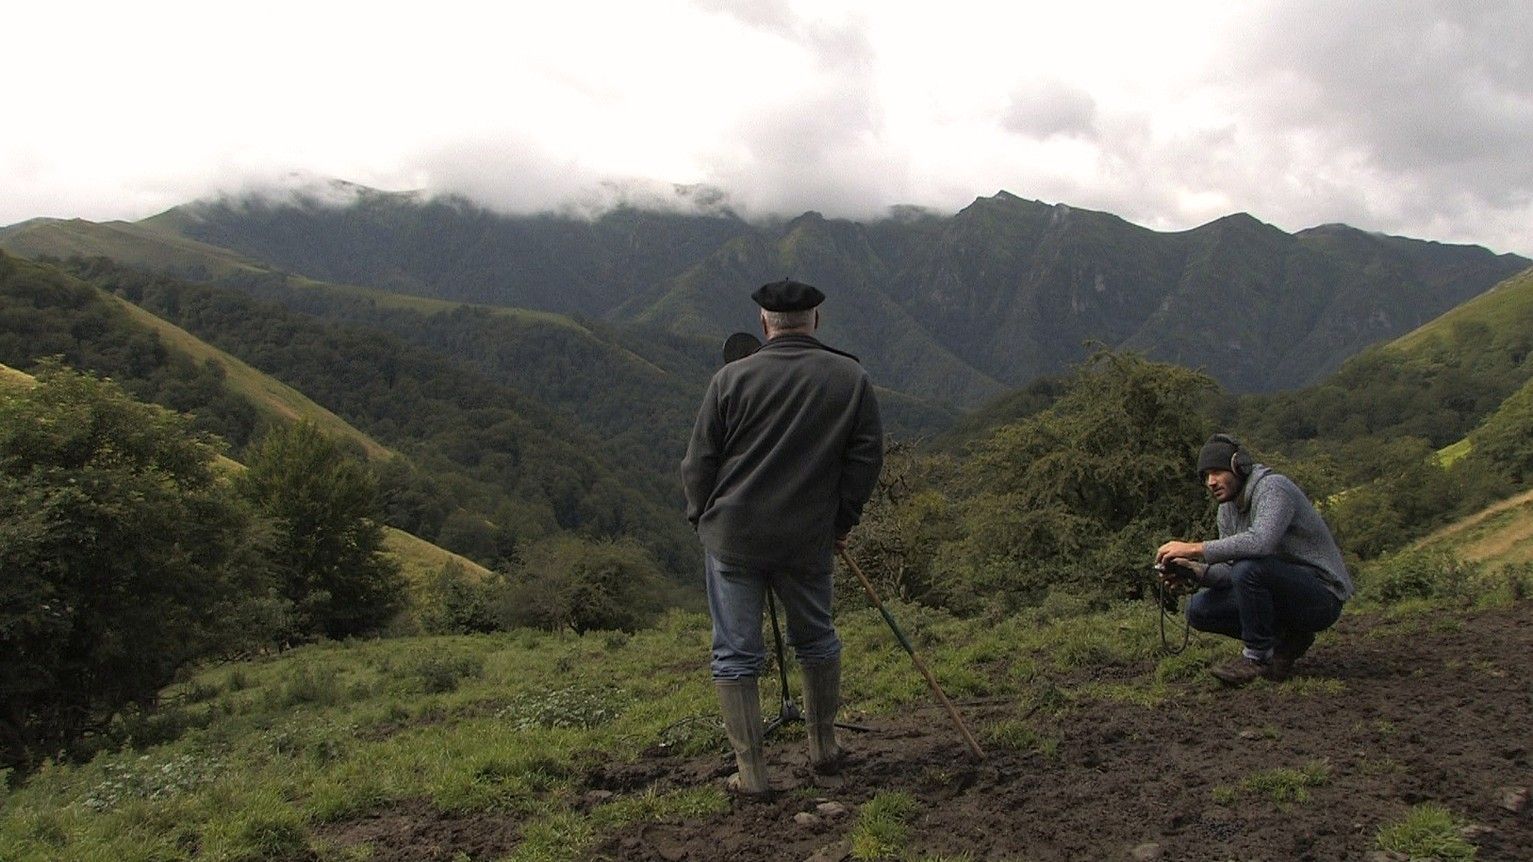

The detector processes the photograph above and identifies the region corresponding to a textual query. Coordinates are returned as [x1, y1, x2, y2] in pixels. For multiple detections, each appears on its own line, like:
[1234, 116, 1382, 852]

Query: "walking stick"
[837, 549, 986, 762]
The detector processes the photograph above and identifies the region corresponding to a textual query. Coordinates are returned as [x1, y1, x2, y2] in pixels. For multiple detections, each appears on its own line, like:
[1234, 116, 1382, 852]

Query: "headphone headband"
[1210, 433, 1253, 479]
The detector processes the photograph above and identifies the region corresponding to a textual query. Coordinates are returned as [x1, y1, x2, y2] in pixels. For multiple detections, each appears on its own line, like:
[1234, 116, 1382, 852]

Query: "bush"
[1361, 551, 1479, 604]
[418, 562, 506, 634]
[889, 351, 1217, 613]
[409, 652, 485, 694]
[0, 363, 273, 777]
[500, 535, 666, 634]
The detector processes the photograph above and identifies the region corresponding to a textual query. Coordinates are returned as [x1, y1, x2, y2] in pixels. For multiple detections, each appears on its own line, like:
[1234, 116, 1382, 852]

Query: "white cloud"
[1, 0, 1528, 255]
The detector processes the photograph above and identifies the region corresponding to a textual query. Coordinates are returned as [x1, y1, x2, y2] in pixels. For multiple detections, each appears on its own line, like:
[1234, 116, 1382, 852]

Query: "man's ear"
[813, 310, 820, 331]
[760, 310, 769, 338]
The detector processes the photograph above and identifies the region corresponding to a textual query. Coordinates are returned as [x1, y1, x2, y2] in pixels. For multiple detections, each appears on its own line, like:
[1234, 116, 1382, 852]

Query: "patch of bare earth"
[586, 603, 1533, 861]
[313, 799, 524, 862]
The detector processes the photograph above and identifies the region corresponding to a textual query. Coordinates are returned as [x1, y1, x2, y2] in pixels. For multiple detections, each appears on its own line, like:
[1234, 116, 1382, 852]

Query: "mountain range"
[7, 184, 1526, 406]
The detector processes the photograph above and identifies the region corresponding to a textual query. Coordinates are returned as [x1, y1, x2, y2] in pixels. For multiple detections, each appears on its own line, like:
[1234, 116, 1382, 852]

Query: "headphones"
[1210, 433, 1254, 479]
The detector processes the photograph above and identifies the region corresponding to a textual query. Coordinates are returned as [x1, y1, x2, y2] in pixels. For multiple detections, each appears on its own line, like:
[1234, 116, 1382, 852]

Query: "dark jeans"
[1186, 557, 1343, 654]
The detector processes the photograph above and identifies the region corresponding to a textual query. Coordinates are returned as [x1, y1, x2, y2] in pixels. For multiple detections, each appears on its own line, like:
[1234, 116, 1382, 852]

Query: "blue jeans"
[1186, 557, 1343, 654]
[704, 552, 841, 680]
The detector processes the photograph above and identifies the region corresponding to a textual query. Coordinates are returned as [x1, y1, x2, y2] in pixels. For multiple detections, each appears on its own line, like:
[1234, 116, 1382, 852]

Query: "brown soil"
[331, 604, 1533, 861]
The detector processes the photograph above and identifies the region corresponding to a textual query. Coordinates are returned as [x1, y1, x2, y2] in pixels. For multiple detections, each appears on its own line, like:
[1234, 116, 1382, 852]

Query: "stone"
[816, 801, 849, 818]
[1363, 851, 1408, 862]
[1130, 842, 1164, 860]
[794, 812, 820, 826]
[804, 837, 853, 862]
[1499, 785, 1528, 813]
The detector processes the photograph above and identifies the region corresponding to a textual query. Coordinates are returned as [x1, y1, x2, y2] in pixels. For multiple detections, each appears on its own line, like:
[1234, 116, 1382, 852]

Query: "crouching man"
[680, 279, 884, 795]
[1156, 434, 1354, 686]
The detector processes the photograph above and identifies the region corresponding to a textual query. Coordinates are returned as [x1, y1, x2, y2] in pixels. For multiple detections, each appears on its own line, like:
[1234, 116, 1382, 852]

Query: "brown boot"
[1268, 630, 1316, 681]
[801, 659, 845, 773]
[715, 679, 771, 796]
[1211, 655, 1269, 687]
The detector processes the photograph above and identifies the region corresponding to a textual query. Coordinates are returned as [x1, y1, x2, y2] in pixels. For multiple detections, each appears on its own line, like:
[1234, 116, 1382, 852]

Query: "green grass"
[1437, 437, 1472, 467]
[985, 719, 1058, 756]
[1237, 760, 1332, 806]
[1375, 803, 1477, 860]
[0, 593, 1213, 858]
[850, 791, 921, 861]
[0, 577, 1518, 860]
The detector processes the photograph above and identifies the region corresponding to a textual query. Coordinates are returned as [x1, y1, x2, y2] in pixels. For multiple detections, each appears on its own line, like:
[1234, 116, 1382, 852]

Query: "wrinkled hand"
[835, 532, 849, 552]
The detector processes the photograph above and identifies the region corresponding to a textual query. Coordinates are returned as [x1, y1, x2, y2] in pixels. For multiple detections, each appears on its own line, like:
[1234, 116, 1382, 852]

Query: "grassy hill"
[2, 360, 481, 594]
[0, 577, 1524, 860]
[103, 291, 393, 460]
[1411, 487, 1533, 568]
[1385, 265, 1533, 355]
[1234, 266, 1533, 452]
[0, 218, 268, 278]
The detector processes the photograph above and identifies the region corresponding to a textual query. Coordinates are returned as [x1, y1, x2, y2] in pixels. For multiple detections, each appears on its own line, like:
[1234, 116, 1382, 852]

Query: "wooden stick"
[838, 549, 986, 762]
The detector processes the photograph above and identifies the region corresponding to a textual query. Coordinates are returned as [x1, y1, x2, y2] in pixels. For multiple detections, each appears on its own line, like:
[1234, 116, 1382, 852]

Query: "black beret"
[752, 279, 825, 312]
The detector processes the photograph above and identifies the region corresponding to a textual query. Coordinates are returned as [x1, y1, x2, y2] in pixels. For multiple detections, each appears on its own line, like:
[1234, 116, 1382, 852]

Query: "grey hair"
[761, 308, 816, 331]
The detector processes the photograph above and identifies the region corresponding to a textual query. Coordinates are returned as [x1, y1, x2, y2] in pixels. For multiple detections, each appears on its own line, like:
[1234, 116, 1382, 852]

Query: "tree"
[0, 362, 271, 777]
[500, 535, 667, 634]
[948, 351, 1218, 607]
[238, 421, 404, 639]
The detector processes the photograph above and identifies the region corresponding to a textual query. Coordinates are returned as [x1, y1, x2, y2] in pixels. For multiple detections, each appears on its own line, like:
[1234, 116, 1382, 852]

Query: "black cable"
[1156, 579, 1193, 655]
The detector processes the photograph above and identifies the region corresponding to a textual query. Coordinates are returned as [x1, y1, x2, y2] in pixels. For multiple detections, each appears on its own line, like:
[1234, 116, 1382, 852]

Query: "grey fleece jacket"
[1202, 465, 1355, 601]
[680, 334, 884, 569]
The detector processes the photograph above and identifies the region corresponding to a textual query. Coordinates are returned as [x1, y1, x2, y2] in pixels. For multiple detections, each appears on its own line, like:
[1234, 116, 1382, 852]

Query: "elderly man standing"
[680, 279, 884, 796]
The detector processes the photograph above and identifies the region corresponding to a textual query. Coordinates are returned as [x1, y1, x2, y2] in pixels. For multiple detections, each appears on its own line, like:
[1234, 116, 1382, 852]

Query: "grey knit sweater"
[1202, 465, 1355, 601]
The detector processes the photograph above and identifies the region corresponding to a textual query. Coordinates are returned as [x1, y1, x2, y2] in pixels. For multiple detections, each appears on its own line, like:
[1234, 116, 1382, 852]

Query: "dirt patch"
[312, 799, 524, 861]
[586, 604, 1533, 861]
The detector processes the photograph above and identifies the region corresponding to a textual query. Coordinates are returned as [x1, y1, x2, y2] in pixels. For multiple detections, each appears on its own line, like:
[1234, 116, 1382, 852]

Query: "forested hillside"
[0, 253, 697, 575]
[70, 181, 1527, 402]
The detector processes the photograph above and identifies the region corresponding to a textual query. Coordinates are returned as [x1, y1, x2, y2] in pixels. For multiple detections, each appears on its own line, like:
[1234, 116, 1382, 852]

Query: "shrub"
[418, 562, 507, 634]
[0, 363, 272, 777]
[500, 535, 666, 634]
[1362, 551, 1479, 604]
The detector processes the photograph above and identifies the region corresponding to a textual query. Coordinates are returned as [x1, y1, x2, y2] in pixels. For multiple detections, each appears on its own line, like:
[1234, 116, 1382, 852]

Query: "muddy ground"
[331, 604, 1533, 861]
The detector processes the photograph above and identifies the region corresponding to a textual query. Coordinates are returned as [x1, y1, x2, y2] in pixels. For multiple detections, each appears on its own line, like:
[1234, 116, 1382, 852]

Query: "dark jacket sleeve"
[680, 377, 723, 527]
[834, 380, 884, 535]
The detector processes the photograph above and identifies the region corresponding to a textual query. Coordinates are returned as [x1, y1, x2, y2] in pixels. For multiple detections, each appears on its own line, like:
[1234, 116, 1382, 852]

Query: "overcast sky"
[5, 1, 1530, 255]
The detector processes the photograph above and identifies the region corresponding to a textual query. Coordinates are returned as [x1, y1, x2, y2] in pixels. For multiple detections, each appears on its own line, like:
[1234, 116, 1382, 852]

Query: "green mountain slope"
[0, 217, 266, 278]
[1235, 266, 1533, 450]
[0, 253, 699, 573]
[0, 217, 957, 444]
[0, 356, 489, 590]
[96, 184, 1528, 403]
